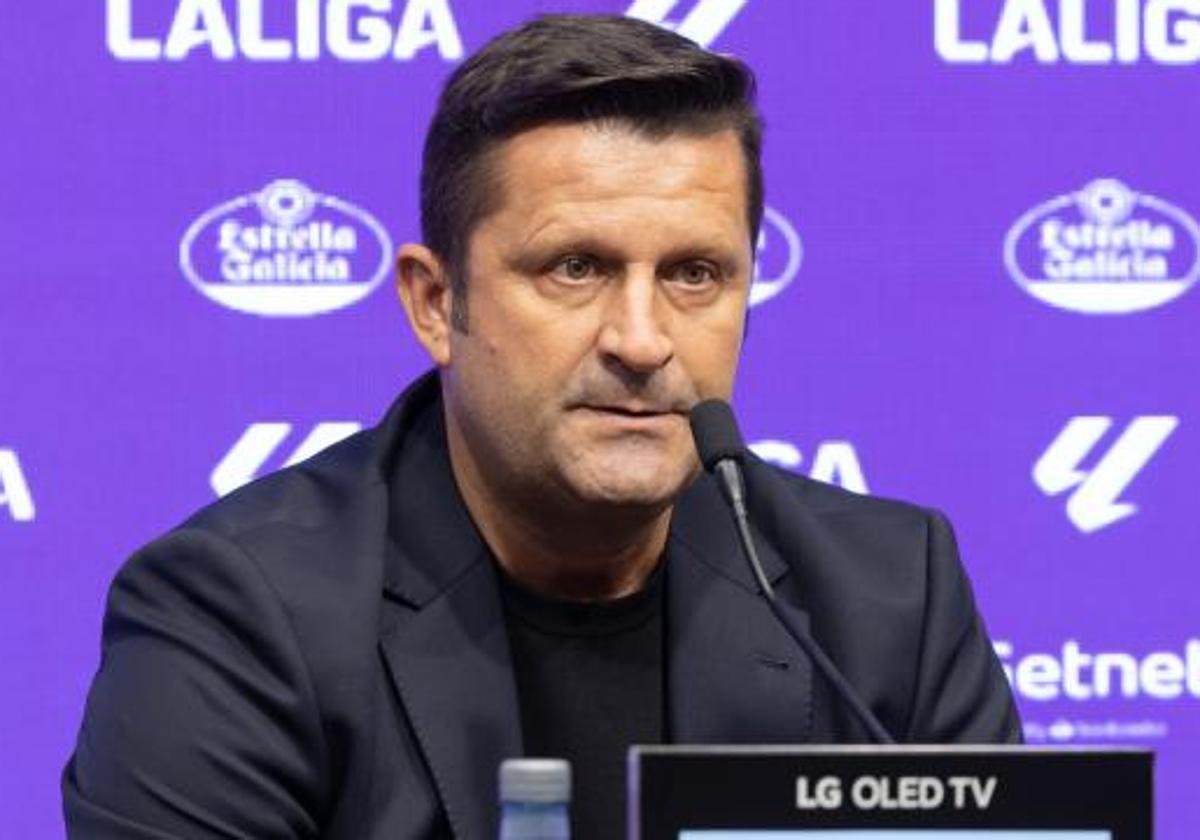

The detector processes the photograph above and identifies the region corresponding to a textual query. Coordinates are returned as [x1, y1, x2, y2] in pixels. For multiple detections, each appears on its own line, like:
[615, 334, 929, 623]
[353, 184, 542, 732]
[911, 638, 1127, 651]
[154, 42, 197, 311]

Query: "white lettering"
[1062, 640, 1093, 699]
[1040, 218, 1175, 252]
[996, 639, 1200, 701]
[851, 776, 882, 809]
[0, 450, 36, 523]
[297, 0, 321, 59]
[1141, 652, 1185, 698]
[1061, 0, 1114, 61]
[217, 220, 359, 254]
[1016, 653, 1062, 700]
[808, 442, 869, 494]
[1095, 651, 1140, 697]
[110, 0, 462, 62]
[393, 0, 463, 60]
[164, 0, 237, 61]
[948, 776, 997, 809]
[239, 0, 293, 60]
[992, 0, 1060, 62]
[1189, 640, 1200, 695]
[796, 776, 842, 809]
[221, 252, 352, 283]
[936, 0, 1200, 64]
[934, 0, 989, 61]
[971, 776, 997, 808]
[1117, 0, 1143, 59]
[851, 776, 944, 810]
[1146, 0, 1200, 62]
[106, 0, 162, 59]
[328, 0, 393, 61]
[747, 440, 869, 494]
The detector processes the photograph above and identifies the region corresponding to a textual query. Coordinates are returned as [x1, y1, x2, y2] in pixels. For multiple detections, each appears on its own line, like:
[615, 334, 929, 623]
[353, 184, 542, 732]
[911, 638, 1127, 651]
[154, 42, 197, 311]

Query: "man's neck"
[444, 422, 671, 602]
[478, 507, 670, 601]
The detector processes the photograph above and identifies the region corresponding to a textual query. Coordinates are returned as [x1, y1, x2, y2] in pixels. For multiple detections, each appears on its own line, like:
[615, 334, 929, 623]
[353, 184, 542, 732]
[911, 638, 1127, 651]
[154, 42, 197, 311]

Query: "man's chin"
[579, 486, 676, 510]
[564, 464, 692, 511]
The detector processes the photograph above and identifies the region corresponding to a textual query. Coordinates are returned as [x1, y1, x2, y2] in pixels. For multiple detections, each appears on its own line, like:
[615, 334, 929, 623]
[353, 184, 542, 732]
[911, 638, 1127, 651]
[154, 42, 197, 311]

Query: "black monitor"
[628, 746, 1152, 840]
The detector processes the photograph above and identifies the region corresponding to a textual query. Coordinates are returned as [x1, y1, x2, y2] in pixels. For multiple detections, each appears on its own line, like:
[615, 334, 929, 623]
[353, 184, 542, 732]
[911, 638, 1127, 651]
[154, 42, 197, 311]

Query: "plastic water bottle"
[498, 758, 571, 840]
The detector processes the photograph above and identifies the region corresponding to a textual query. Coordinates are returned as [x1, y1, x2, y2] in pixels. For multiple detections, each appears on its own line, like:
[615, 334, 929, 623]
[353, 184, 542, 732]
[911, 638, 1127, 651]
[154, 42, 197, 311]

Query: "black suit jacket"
[64, 373, 1020, 839]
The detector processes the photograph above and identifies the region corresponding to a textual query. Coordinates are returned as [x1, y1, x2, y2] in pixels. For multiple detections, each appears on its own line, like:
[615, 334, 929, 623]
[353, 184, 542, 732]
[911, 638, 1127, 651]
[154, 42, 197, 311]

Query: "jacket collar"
[376, 372, 485, 608]
[666, 475, 814, 745]
[375, 373, 520, 839]
[375, 374, 813, 837]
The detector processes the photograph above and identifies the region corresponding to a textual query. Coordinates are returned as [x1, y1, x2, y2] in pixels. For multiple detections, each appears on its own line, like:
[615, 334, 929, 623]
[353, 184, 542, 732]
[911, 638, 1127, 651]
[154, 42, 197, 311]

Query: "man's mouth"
[573, 404, 688, 432]
[595, 406, 661, 416]
[580, 403, 682, 417]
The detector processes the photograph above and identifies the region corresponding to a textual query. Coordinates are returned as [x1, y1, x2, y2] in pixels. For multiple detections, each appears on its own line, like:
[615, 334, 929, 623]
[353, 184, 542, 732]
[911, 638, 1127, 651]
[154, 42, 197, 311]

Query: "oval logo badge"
[751, 205, 803, 307]
[180, 179, 393, 317]
[1004, 178, 1200, 315]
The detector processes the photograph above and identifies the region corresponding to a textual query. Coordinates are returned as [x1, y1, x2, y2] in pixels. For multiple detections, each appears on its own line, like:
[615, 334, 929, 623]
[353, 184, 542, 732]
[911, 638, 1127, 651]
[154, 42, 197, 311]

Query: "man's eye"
[552, 256, 597, 282]
[669, 261, 720, 286]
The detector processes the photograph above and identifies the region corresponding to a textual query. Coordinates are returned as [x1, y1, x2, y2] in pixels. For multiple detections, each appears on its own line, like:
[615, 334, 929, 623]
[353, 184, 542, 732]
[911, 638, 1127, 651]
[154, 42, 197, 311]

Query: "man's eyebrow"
[510, 236, 744, 271]
[657, 244, 745, 272]
[519, 220, 744, 257]
[507, 234, 625, 267]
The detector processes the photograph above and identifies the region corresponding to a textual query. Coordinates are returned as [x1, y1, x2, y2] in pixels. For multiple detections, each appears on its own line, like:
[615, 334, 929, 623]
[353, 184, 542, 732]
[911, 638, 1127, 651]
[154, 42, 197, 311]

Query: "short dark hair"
[419, 13, 764, 329]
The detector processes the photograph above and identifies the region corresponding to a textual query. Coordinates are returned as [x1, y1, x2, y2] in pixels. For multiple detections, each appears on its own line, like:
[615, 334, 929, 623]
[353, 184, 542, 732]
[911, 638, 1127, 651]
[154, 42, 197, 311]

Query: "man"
[64, 14, 1020, 840]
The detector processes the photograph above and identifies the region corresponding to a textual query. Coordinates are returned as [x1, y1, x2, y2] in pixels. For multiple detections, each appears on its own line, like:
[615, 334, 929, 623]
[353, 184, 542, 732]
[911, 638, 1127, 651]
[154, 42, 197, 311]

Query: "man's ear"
[397, 244, 455, 366]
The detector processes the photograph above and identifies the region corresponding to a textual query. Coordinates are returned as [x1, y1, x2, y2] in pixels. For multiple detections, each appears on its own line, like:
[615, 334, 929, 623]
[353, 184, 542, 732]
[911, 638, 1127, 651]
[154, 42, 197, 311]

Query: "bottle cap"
[499, 758, 571, 803]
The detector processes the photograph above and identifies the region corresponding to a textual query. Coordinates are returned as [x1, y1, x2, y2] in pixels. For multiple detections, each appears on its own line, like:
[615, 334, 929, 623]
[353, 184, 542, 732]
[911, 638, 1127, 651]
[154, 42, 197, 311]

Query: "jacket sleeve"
[903, 510, 1023, 744]
[63, 528, 329, 839]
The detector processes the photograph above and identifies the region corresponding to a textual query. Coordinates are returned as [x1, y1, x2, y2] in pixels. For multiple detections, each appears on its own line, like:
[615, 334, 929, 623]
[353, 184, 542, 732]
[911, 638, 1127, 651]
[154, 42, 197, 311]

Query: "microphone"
[689, 399, 896, 745]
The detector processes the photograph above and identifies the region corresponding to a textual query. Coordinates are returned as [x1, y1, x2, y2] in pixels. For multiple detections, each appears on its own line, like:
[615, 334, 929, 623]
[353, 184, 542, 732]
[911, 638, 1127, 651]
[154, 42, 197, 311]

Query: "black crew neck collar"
[496, 557, 666, 638]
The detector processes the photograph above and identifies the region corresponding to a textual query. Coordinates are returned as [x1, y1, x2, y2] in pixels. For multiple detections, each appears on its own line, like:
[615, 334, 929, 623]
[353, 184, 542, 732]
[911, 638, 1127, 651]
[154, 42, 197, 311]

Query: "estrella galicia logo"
[750, 206, 802, 307]
[180, 179, 393, 317]
[1004, 178, 1200, 315]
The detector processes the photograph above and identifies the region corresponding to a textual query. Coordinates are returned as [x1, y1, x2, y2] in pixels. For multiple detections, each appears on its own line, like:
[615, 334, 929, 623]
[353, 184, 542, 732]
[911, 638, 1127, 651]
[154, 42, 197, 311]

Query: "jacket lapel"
[667, 474, 815, 745]
[375, 380, 522, 839]
[379, 559, 521, 839]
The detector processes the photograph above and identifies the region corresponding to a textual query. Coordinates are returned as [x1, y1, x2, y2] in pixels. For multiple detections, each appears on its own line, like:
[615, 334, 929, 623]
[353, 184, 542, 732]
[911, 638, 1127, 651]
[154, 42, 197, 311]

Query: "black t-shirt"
[498, 560, 666, 840]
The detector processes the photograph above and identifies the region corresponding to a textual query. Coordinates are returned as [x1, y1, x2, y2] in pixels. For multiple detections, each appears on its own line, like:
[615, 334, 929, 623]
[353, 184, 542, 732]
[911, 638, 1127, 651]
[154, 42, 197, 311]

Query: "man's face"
[441, 122, 753, 515]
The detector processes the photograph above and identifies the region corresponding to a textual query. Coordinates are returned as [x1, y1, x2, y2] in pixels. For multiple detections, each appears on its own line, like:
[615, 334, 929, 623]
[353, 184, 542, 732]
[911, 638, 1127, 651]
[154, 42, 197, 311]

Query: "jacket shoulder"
[746, 456, 937, 525]
[184, 424, 386, 545]
[742, 461, 1020, 743]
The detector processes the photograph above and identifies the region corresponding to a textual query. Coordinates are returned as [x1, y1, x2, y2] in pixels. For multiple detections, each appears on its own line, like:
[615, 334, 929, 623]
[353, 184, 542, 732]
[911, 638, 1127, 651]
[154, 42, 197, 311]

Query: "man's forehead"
[498, 121, 744, 187]
[480, 122, 750, 241]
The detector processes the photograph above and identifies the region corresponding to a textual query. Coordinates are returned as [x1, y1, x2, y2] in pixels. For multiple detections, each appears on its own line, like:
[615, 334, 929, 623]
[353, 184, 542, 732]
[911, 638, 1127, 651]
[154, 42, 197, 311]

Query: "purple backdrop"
[3, 1, 1198, 836]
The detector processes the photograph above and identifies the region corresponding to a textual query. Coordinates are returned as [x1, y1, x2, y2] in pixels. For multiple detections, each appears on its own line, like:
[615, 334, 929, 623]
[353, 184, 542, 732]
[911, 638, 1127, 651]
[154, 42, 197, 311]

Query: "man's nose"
[596, 272, 674, 374]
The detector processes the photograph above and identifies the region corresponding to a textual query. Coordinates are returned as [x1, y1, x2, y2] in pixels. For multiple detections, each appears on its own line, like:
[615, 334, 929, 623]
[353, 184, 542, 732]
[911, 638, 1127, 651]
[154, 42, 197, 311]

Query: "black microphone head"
[689, 399, 746, 471]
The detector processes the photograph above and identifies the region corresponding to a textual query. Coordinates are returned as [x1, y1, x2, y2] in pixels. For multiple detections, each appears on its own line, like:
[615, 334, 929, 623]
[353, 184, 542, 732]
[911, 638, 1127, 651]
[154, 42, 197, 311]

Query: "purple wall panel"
[3, 1, 1197, 836]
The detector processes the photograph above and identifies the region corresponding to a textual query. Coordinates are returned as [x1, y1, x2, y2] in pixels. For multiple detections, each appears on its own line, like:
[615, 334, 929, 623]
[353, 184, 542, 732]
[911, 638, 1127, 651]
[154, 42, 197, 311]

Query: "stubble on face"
[440, 121, 753, 541]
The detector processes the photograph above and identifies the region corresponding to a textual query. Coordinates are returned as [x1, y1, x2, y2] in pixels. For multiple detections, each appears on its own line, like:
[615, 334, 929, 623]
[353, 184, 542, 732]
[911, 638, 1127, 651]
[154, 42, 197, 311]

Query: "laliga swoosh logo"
[1033, 416, 1178, 533]
[211, 422, 363, 496]
[625, 0, 750, 47]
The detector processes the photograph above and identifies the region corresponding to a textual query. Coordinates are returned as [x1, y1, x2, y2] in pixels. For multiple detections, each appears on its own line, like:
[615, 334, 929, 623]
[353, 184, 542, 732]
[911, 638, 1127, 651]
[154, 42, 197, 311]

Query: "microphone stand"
[713, 457, 896, 745]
